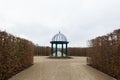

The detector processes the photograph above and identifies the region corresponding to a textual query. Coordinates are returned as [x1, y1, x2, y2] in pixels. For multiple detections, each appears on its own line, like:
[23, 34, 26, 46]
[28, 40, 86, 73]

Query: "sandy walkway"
[9, 56, 116, 80]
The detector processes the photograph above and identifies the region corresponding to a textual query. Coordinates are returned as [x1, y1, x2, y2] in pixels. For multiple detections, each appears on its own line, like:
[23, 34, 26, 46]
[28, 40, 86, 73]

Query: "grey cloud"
[0, 0, 120, 47]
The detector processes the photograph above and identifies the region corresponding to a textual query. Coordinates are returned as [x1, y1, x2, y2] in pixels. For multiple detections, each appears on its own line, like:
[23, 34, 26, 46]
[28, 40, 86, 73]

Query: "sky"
[0, 0, 120, 47]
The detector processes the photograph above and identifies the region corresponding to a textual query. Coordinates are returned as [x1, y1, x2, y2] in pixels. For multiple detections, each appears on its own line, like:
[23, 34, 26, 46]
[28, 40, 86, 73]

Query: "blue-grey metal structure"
[50, 32, 69, 57]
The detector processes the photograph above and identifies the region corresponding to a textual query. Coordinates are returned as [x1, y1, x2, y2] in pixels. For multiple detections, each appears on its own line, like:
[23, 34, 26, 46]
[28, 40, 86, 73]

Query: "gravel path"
[9, 56, 116, 80]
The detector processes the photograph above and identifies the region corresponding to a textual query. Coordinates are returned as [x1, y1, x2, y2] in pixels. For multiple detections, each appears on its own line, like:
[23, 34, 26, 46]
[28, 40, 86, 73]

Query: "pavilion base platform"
[48, 56, 72, 59]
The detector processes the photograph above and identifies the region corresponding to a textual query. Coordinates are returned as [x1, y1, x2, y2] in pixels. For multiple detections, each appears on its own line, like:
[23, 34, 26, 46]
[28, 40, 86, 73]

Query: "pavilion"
[50, 32, 69, 57]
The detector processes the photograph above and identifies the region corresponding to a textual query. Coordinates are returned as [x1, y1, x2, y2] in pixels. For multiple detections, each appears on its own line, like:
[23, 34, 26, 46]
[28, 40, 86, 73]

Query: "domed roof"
[52, 32, 67, 42]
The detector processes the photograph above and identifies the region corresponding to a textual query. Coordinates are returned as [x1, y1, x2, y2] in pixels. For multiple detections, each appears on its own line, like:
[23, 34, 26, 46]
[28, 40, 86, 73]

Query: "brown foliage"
[87, 29, 120, 79]
[34, 45, 50, 56]
[0, 31, 34, 80]
[69, 47, 87, 56]
[34, 46, 87, 56]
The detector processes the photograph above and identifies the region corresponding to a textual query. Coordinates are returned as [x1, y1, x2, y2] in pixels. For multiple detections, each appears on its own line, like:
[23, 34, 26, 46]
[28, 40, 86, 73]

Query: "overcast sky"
[0, 0, 120, 47]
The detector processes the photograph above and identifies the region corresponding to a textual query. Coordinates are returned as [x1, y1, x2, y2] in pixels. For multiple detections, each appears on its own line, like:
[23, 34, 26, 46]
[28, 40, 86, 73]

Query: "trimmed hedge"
[34, 46, 87, 56]
[0, 31, 34, 80]
[87, 29, 120, 80]
[69, 47, 87, 56]
[34, 45, 50, 56]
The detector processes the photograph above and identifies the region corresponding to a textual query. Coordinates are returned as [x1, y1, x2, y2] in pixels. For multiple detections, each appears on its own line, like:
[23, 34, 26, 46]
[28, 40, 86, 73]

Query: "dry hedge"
[87, 29, 120, 79]
[0, 31, 34, 80]
[34, 46, 87, 56]
[34, 45, 50, 56]
[69, 47, 87, 56]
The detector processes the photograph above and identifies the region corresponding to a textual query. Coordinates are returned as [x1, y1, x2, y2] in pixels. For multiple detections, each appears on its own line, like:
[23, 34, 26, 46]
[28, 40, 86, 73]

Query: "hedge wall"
[34, 45, 50, 56]
[34, 46, 87, 56]
[0, 31, 34, 80]
[69, 47, 87, 56]
[87, 29, 120, 80]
